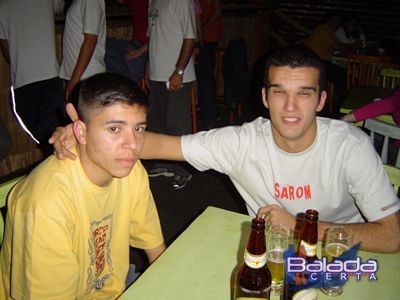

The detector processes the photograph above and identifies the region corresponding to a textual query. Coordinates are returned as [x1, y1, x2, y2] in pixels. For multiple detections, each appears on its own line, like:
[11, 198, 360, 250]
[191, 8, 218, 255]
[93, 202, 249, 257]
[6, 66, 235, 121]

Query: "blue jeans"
[125, 264, 141, 287]
[105, 37, 147, 83]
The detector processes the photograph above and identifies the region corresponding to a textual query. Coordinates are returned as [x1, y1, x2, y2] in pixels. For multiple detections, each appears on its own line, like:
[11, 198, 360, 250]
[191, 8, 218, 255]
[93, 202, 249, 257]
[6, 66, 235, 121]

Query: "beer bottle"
[234, 217, 271, 299]
[282, 209, 319, 300]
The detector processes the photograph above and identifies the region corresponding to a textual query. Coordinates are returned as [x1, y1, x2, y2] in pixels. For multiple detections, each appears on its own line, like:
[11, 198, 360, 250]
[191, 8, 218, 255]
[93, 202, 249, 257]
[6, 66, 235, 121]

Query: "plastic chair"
[346, 53, 392, 90]
[383, 164, 400, 195]
[364, 118, 400, 167]
[380, 68, 400, 89]
[0, 176, 24, 245]
[364, 118, 400, 194]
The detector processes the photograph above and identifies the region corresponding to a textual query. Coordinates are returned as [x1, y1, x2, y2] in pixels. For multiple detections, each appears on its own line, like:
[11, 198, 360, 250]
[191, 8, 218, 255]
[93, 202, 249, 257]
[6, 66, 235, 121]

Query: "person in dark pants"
[146, 0, 197, 189]
[12, 78, 65, 155]
[196, 0, 223, 129]
[105, 0, 148, 84]
[0, 0, 66, 156]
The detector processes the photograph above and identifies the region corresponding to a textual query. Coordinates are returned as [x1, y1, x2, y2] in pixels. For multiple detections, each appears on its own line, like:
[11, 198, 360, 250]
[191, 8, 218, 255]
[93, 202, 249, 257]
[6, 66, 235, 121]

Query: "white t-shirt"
[0, 0, 63, 88]
[148, 0, 196, 83]
[182, 117, 400, 222]
[335, 27, 358, 45]
[59, 0, 106, 80]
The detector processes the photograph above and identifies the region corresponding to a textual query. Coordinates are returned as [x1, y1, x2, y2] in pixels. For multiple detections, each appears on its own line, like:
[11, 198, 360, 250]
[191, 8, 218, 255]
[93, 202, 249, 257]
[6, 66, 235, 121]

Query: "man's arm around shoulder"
[141, 131, 185, 161]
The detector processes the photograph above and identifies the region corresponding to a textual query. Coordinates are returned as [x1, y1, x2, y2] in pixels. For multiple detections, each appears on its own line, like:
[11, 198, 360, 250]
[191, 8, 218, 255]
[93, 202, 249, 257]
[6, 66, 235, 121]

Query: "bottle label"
[299, 240, 317, 257]
[293, 288, 318, 300]
[243, 249, 266, 269]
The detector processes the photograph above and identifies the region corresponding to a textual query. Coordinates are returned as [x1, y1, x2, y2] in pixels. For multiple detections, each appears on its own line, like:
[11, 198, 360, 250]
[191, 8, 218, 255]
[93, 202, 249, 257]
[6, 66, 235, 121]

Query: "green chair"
[383, 164, 400, 195]
[364, 118, 400, 194]
[0, 176, 24, 245]
[380, 68, 400, 89]
[365, 118, 400, 167]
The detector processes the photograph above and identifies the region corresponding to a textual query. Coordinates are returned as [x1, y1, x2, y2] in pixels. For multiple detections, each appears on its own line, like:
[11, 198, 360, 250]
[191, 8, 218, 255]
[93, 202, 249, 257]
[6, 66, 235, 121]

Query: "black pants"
[148, 80, 192, 135]
[13, 77, 66, 155]
[196, 42, 218, 128]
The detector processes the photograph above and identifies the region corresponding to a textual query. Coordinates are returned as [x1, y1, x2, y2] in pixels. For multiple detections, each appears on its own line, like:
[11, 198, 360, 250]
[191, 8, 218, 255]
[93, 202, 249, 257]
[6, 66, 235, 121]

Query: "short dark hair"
[77, 73, 148, 122]
[264, 45, 327, 91]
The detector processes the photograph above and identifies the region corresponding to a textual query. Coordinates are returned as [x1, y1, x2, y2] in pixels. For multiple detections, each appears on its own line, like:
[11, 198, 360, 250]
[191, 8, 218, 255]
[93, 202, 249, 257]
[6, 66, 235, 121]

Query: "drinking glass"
[266, 224, 293, 295]
[320, 226, 354, 296]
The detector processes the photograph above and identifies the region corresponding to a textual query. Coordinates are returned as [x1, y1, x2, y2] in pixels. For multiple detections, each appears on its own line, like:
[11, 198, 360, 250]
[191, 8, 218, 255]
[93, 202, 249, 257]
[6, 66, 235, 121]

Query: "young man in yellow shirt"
[0, 73, 166, 299]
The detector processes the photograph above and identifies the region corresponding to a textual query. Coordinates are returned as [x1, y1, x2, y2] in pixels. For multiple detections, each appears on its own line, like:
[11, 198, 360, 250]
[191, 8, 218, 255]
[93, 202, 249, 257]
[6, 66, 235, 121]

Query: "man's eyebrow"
[102, 120, 148, 126]
[103, 120, 126, 125]
[267, 83, 281, 89]
[268, 84, 317, 92]
[299, 86, 317, 92]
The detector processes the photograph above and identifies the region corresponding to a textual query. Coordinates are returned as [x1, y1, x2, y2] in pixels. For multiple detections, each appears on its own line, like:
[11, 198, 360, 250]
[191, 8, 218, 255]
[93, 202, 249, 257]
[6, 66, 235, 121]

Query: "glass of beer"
[320, 226, 354, 296]
[266, 224, 293, 295]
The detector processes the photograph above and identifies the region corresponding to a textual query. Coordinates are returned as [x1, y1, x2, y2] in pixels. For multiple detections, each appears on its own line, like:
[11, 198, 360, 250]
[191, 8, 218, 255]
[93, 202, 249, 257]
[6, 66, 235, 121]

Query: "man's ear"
[316, 90, 327, 112]
[262, 87, 269, 109]
[73, 120, 87, 145]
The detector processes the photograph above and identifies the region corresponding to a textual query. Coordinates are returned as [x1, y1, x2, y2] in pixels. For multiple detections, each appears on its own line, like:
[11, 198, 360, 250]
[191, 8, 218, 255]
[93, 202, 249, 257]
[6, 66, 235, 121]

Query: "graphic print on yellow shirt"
[87, 214, 113, 292]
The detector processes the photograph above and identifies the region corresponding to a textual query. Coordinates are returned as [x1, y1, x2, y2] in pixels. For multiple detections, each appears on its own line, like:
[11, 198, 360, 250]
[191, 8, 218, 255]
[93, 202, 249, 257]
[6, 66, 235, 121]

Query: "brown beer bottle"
[234, 217, 271, 299]
[282, 209, 319, 300]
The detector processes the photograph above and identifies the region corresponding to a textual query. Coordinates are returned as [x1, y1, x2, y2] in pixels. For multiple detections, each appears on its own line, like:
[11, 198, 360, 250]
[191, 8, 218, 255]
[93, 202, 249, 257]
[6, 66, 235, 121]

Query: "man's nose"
[123, 133, 138, 150]
[284, 94, 297, 111]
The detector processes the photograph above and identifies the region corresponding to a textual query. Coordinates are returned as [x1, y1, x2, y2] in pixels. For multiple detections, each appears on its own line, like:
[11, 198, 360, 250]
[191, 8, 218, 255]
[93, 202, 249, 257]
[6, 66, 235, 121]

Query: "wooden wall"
[270, 0, 400, 59]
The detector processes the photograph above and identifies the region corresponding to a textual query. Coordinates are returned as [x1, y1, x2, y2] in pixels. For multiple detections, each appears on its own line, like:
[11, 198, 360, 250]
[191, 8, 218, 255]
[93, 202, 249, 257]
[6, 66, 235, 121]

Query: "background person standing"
[146, 0, 197, 189]
[0, 0, 66, 156]
[60, 0, 106, 102]
[105, 0, 148, 84]
[196, 0, 223, 130]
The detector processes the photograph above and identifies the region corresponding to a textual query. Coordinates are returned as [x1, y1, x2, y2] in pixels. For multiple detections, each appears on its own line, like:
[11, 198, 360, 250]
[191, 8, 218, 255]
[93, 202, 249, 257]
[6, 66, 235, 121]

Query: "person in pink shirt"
[341, 88, 400, 125]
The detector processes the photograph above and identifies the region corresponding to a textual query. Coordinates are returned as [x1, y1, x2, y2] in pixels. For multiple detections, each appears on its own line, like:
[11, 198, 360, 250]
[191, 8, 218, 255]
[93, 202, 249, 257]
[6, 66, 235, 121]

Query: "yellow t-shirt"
[0, 152, 164, 299]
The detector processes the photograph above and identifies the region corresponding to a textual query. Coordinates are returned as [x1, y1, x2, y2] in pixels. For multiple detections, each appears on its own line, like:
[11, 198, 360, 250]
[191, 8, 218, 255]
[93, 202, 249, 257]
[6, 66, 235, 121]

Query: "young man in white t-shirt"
[52, 45, 400, 253]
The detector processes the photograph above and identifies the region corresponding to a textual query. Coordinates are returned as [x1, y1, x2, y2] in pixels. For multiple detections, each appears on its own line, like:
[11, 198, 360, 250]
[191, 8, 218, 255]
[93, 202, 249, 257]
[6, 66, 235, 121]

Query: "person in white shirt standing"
[146, 0, 197, 189]
[59, 0, 106, 102]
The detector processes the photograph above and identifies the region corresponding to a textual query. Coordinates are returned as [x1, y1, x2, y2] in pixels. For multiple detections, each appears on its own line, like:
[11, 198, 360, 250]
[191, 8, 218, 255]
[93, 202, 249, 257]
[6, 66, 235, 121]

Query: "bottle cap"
[252, 217, 265, 230]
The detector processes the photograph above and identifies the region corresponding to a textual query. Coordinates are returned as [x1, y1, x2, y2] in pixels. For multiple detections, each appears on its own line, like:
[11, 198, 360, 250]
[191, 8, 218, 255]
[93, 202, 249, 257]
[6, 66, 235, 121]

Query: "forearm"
[318, 211, 400, 253]
[138, 43, 148, 55]
[141, 131, 185, 161]
[195, 14, 203, 44]
[353, 91, 400, 122]
[0, 39, 10, 64]
[145, 243, 166, 264]
[69, 33, 97, 86]
[175, 38, 196, 71]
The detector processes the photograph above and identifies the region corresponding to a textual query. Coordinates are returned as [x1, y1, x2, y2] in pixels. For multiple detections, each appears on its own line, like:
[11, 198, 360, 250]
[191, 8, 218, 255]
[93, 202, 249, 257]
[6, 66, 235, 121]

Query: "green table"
[340, 86, 395, 124]
[120, 207, 400, 300]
